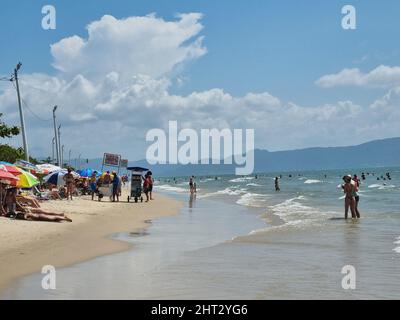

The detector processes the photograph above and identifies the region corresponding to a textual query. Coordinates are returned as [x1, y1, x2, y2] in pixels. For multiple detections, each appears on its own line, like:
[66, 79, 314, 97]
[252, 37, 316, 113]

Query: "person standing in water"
[342, 176, 357, 219]
[275, 177, 280, 191]
[189, 176, 195, 194]
[352, 175, 361, 218]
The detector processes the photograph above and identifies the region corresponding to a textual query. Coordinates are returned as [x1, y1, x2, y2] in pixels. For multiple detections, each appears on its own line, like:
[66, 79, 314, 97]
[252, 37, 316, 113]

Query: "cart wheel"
[135, 197, 138, 203]
[141, 197, 143, 203]
[127, 196, 130, 203]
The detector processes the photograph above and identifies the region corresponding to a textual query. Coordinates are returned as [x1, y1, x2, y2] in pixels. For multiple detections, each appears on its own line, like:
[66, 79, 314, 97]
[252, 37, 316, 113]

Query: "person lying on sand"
[23, 212, 72, 222]
[15, 201, 72, 222]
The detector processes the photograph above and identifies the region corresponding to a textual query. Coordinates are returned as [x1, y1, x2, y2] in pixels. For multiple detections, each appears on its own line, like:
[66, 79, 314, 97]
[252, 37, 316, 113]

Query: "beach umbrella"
[36, 163, 62, 174]
[77, 168, 101, 177]
[0, 161, 14, 166]
[0, 167, 20, 183]
[0, 164, 21, 176]
[43, 170, 80, 187]
[15, 159, 38, 171]
[15, 168, 40, 188]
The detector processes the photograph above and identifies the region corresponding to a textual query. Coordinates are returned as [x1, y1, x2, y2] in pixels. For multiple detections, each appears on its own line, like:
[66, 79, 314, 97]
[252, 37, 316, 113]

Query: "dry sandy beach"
[0, 189, 182, 294]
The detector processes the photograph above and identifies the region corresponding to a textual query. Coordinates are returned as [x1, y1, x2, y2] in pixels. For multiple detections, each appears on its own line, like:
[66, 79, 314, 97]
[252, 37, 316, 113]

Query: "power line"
[11, 80, 52, 122]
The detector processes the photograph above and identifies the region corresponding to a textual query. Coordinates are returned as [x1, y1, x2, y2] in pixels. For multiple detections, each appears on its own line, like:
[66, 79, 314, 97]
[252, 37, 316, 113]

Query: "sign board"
[120, 159, 129, 168]
[103, 153, 121, 167]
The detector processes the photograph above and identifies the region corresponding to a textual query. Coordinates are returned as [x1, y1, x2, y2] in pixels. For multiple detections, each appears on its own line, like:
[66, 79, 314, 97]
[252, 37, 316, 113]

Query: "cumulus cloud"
[3, 70, 399, 158]
[1, 14, 400, 160]
[50, 13, 206, 81]
[316, 65, 400, 88]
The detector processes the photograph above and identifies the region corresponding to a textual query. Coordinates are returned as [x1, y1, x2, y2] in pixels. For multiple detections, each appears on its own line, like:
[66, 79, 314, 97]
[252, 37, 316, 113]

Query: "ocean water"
[2, 167, 400, 299]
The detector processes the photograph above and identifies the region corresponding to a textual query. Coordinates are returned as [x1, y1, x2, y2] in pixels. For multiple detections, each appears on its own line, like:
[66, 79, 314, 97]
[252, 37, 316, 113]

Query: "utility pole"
[52, 106, 59, 166]
[61, 145, 65, 168]
[78, 153, 82, 170]
[14, 62, 29, 161]
[68, 149, 72, 166]
[58, 124, 61, 168]
[52, 137, 55, 164]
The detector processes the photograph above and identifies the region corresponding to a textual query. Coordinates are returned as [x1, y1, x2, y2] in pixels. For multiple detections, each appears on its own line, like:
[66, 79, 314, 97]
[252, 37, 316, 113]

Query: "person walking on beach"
[147, 171, 154, 200]
[63, 168, 75, 200]
[111, 172, 120, 202]
[275, 177, 280, 191]
[342, 176, 357, 219]
[90, 171, 97, 201]
[143, 172, 151, 202]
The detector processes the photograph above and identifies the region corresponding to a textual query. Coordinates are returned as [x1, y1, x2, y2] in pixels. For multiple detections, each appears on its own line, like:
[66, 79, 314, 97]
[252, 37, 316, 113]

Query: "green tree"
[0, 113, 20, 138]
[0, 113, 38, 164]
[0, 144, 24, 163]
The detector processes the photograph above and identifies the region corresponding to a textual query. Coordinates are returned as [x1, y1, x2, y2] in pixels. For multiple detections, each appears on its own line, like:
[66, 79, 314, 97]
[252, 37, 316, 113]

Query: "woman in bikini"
[63, 168, 75, 200]
[342, 176, 357, 219]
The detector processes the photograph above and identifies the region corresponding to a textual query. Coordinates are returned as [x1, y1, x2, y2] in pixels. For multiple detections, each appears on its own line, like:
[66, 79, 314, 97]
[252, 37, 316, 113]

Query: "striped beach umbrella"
[43, 170, 80, 187]
[0, 166, 20, 184]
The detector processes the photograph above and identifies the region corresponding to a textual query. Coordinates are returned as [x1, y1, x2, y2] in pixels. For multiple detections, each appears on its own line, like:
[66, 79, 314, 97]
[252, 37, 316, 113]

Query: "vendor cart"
[97, 184, 112, 201]
[127, 167, 148, 203]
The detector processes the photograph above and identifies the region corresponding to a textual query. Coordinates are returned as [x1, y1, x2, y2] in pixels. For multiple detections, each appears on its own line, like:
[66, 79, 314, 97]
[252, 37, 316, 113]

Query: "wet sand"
[0, 189, 182, 294]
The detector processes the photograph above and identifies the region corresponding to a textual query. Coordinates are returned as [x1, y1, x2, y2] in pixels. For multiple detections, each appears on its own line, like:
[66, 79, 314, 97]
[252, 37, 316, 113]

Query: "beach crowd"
[0, 160, 156, 224]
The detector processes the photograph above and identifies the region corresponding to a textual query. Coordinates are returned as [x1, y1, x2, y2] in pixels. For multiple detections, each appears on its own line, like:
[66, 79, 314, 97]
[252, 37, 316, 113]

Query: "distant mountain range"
[81, 137, 400, 176]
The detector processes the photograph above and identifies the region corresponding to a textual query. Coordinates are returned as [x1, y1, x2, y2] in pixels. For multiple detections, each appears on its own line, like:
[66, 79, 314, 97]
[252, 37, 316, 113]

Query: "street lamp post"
[58, 124, 61, 168]
[52, 106, 60, 166]
[14, 62, 29, 161]
[61, 145, 65, 168]
[68, 149, 72, 166]
[78, 153, 82, 170]
[52, 137, 55, 164]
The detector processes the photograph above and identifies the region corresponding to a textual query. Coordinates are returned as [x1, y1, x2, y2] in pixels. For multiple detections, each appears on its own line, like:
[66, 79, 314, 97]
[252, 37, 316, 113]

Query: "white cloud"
[50, 13, 206, 82]
[316, 65, 400, 88]
[1, 14, 400, 160]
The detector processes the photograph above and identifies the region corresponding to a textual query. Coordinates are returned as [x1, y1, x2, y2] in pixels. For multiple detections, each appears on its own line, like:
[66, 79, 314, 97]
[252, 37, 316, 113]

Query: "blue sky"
[1, 0, 400, 159]
[2, 0, 399, 103]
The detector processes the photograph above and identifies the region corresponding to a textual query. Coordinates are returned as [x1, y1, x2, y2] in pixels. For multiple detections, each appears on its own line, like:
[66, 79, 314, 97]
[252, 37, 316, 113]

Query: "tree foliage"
[0, 113, 20, 138]
[0, 113, 38, 163]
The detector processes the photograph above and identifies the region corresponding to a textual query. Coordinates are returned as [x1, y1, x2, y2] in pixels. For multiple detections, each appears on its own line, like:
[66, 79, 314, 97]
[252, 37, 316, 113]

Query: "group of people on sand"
[88, 170, 122, 202]
[88, 169, 154, 203]
[0, 184, 72, 222]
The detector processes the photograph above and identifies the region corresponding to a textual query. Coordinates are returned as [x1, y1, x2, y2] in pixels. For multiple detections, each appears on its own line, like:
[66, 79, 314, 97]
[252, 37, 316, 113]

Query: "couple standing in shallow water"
[342, 175, 361, 219]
